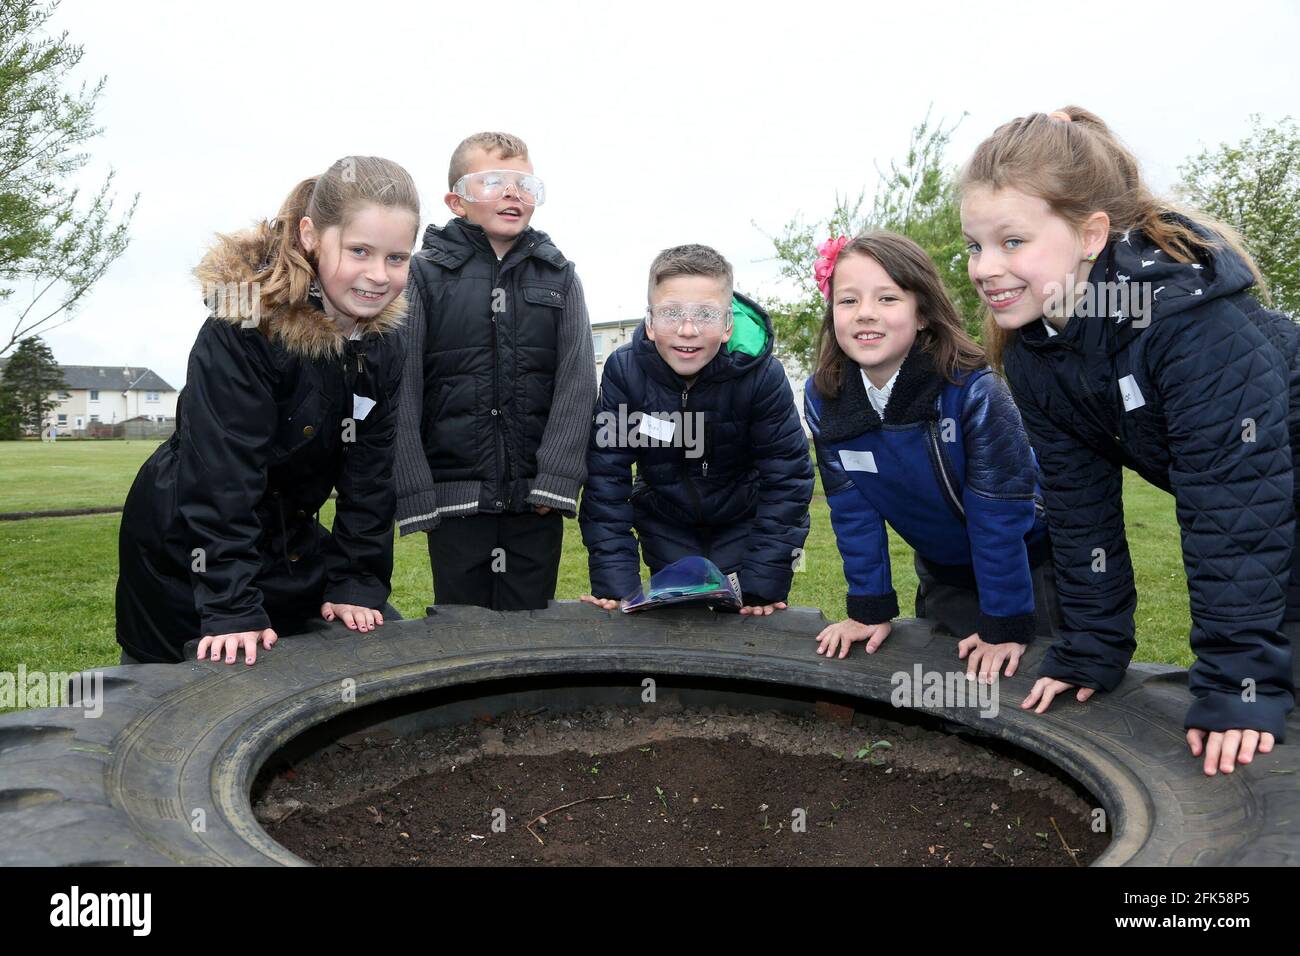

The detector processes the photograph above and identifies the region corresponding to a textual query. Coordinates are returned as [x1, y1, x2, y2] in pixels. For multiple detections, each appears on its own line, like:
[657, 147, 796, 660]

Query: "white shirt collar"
[1042, 317, 1059, 338]
[861, 367, 900, 417]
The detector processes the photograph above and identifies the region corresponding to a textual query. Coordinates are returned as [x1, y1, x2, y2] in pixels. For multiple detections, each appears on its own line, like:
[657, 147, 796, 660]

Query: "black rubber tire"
[0, 603, 1295, 866]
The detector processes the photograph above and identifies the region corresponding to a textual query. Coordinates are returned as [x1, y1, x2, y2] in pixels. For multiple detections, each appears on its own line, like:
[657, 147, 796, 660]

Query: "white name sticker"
[838, 449, 878, 473]
[352, 394, 377, 421]
[1118, 375, 1146, 412]
[638, 415, 676, 442]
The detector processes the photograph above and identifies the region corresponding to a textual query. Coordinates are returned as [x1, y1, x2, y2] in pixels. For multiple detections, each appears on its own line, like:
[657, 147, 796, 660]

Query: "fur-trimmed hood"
[194, 223, 406, 360]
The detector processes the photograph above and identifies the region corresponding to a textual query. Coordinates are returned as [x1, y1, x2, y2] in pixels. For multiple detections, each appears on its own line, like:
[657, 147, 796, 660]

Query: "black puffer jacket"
[402, 219, 587, 517]
[115, 226, 405, 663]
[580, 294, 813, 603]
[1003, 220, 1298, 738]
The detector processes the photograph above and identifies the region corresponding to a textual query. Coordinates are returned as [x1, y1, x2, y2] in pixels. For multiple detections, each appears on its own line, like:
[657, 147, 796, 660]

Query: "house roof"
[591, 316, 644, 331]
[15, 364, 177, 392]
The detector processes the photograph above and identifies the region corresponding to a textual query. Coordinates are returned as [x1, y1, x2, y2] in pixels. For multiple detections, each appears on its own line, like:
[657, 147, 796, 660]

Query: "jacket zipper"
[927, 396, 965, 523]
[680, 386, 706, 522]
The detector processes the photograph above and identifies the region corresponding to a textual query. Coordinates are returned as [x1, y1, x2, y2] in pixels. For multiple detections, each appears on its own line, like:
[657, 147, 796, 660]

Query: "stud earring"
[1086, 251, 1099, 262]
[309, 278, 323, 298]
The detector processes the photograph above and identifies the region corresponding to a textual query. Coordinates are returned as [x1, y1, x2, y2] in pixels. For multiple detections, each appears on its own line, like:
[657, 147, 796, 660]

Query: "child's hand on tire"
[1022, 677, 1095, 714]
[740, 601, 787, 616]
[580, 595, 621, 611]
[320, 603, 384, 633]
[815, 619, 891, 659]
[197, 628, 278, 665]
[957, 634, 1026, 682]
[1187, 728, 1275, 776]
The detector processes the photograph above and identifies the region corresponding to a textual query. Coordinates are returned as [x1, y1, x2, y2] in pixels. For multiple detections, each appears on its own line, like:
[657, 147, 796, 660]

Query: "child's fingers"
[197, 636, 212, 660]
[243, 633, 258, 666]
[1033, 680, 1062, 714]
[838, 633, 854, 659]
[373, 609, 384, 627]
[340, 607, 357, 630]
[1218, 730, 1243, 774]
[979, 653, 997, 684]
[1236, 730, 1259, 766]
[864, 629, 887, 654]
[774, 602, 788, 610]
[1021, 680, 1043, 710]
[1076, 687, 1095, 702]
[1202, 732, 1223, 776]
[1260, 731, 1275, 754]
[262, 628, 278, 649]
[957, 635, 978, 660]
[1002, 650, 1019, 679]
[1186, 728, 1205, 757]
[320, 602, 334, 621]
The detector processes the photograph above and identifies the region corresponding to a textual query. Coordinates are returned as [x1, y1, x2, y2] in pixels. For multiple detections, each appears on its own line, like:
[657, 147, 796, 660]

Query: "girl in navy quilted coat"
[805, 231, 1059, 683]
[960, 106, 1297, 775]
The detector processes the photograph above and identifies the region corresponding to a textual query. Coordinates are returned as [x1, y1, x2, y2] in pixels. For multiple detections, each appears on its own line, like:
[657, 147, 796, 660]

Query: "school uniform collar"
[862, 367, 900, 416]
[818, 343, 945, 444]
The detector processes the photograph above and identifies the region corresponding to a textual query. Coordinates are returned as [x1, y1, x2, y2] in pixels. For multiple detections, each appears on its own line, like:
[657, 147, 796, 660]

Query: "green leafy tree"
[1176, 115, 1300, 318]
[0, 335, 64, 436]
[758, 109, 977, 374]
[0, 0, 137, 356]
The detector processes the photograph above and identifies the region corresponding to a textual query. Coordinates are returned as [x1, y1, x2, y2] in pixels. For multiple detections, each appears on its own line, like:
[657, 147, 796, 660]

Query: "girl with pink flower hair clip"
[804, 230, 1062, 687]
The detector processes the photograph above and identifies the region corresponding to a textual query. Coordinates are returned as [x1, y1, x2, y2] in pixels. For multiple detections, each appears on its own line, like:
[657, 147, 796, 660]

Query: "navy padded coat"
[1003, 220, 1298, 739]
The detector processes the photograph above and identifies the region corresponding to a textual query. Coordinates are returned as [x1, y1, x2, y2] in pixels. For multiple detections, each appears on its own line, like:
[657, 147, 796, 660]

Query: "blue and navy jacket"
[805, 344, 1048, 644]
[1003, 218, 1297, 739]
[580, 294, 813, 604]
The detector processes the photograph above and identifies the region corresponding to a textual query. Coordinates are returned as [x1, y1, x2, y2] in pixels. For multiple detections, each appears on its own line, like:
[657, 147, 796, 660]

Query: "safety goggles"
[451, 169, 546, 206]
[646, 302, 731, 333]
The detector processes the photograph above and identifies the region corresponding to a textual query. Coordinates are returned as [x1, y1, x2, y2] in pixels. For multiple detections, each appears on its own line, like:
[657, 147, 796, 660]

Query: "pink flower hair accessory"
[814, 235, 849, 301]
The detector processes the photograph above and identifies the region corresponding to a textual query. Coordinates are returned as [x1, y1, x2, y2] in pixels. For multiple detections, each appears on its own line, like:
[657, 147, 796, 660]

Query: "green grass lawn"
[0, 440, 1193, 710]
[0, 438, 169, 512]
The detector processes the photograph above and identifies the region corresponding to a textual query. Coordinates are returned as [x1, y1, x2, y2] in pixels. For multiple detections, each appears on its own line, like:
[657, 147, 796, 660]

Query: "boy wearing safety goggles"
[579, 244, 813, 614]
[394, 132, 597, 611]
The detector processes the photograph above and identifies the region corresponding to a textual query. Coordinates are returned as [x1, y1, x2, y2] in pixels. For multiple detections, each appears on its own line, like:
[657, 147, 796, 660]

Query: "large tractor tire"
[0, 603, 1295, 865]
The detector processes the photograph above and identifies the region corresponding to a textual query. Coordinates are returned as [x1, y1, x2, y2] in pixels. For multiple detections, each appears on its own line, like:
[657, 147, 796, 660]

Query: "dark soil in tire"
[261, 704, 1107, 867]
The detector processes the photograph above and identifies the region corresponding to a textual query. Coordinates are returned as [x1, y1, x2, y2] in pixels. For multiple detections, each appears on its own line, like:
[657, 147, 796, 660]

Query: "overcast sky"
[27, 0, 1300, 390]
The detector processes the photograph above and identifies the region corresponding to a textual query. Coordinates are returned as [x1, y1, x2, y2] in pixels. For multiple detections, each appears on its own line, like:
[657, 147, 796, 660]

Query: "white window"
[89, 390, 99, 402]
[58, 391, 70, 400]
[57, 414, 67, 425]
[592, 333, 603, 359]
[146, 391, 159, 402]
[89, 414, 100, 423]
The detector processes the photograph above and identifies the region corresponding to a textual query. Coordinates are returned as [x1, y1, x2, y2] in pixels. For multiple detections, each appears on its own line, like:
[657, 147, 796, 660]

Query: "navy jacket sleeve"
[177, 319, 277, 637]
[579, 352, 643, 599]
[739, 358, 814, 604]
[323, 339, 400, 609]
[959, 372, 1040, 644]
[1150, 306, 1295, 739]
[805, 381, 898, 624]
[1005, 360, 1137, 689]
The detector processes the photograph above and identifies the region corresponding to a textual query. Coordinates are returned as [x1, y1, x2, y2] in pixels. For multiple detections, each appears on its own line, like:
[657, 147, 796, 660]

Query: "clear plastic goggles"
[452, 169, 546, 206]
[646, 302, 730, 332]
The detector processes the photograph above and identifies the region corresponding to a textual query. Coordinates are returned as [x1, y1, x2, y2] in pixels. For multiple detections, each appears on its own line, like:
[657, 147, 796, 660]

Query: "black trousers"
[426, 511, 564, 611]
[913, 534, 1063, 643]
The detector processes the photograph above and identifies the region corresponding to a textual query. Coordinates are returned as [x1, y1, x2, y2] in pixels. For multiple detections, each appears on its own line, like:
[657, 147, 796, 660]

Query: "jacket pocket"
[521, 285, 566, 310]
[271, 386, 321, 463]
